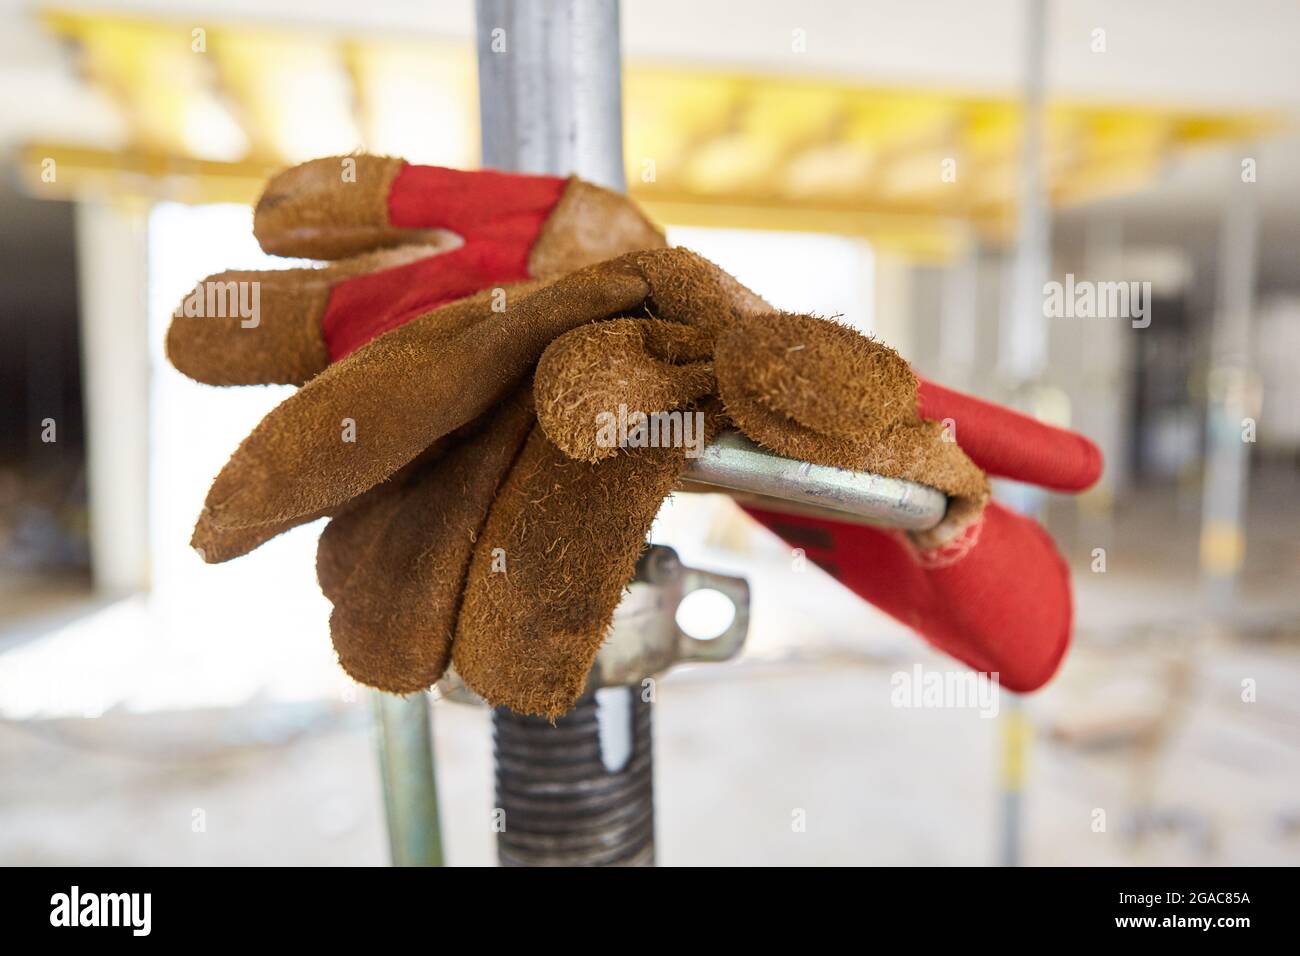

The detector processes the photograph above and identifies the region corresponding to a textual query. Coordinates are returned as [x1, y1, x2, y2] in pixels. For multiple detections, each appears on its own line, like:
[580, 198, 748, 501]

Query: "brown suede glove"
[169, 155, 987, 718]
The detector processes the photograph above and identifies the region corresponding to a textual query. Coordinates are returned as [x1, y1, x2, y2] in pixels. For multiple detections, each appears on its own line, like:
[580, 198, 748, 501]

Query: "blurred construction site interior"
[0, 0, 1297, 865]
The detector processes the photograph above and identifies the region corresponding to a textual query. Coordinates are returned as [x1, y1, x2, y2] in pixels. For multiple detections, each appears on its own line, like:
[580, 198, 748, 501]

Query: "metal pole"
[476, 0, 626, 190]
[999, 0, 1051, 386]
[494, 689, 655, 866]
[938, 226, 979, 393]
[1200, 154, 1258, 613]
[475, 0, 650, 867]
[373, 691, 444, 866]
[997, 0, 1051, 868]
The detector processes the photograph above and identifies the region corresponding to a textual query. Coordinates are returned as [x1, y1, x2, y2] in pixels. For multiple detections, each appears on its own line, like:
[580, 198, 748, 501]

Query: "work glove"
[168, 154, 1097, 717]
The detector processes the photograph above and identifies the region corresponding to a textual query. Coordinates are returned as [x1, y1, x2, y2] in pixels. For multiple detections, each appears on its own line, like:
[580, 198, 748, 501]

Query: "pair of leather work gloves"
[168, 155, 1102, 719]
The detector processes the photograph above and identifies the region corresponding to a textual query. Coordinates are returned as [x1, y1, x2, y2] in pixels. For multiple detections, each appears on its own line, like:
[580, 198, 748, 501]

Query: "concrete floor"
[1, 628, 1297, 866]
[2, 485, 1299, 866]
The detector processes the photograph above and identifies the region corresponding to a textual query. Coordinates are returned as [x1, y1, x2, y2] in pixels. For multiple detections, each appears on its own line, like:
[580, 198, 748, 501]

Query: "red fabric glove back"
[745, 381, 1102, 692]
[388, 164, 566, 241]
[322, 165, 567, 361]
[746, 501, 1073, 691]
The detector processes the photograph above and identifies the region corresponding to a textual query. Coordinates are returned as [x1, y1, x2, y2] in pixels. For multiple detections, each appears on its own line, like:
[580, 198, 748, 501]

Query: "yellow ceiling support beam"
[40, 11, 246, 160]
[641, 195, 963, 262]
[343, 41, 478, 168]
[17, 142, 277, 205]
[28, 10, 1282, 261]
[206, 29, 361, 163]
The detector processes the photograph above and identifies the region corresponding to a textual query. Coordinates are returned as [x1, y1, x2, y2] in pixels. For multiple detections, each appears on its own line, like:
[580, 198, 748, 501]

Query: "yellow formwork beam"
[26, 10, 1282, 260]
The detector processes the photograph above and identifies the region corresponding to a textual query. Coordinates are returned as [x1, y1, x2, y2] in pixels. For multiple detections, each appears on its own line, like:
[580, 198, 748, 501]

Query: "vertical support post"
[1200, 156, 1258, 612]
[999, 699, 1030, 866]
[475, 0, 627, 190]
[938, 226, 979, 392]
[999, 0, 1051, 386]
[74, 200, 151, 596]
[1076, 216, 1125, 543]
[475, 0, 651, 867]
[373, 691, 444, 866]
[997, 0, 1051, 868]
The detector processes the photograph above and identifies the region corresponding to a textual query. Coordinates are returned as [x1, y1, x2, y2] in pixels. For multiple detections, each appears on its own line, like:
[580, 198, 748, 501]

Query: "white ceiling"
[1, 0, 1297, 283]
[4, 0, 1296, 104]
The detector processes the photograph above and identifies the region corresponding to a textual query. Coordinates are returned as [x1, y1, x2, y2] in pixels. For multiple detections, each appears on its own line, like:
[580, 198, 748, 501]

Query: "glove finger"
[716, 313, 988, 528]
[192, 258, 652, 557]
[535, 317, 715, 462]
[316, 478, 413, 603]
[633, 247, 769, 334]
[191, 505, 332, 564]
[917, 379, 1103, 493]
[195, 437, 454, 565]
[453, 422, 707, 719]
[253, 155, 461, 259]
[167, 244, 454, 386]
[255, 155, 664, 272]
[329, 391, 535, 693]
[716, 312, 915, 443]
